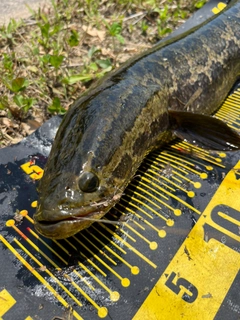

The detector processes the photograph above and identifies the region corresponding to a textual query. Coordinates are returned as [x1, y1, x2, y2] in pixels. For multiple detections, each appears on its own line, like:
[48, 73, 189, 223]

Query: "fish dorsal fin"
[169, 110, 240, 151]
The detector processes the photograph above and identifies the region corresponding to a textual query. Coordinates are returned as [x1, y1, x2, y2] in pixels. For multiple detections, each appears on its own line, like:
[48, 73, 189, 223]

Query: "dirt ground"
[0, 0, 50, 25]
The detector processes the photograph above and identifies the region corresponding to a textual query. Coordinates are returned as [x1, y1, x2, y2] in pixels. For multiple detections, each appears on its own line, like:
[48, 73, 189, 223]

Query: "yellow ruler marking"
[27, 228, 69, 265]
[144, 168, 190, 196]
[28, 228, 94, 290]
[0, 235, 83, 320]
[14, 238, 84, 307]
[10, 224, 60, 269]
[165, 149, 220, 171]
[165, 147, 211, 161]
[216, 112, 240, 126]
[9, 224, 108, 311]
[74, 258, 118, 299]
[128, 185, 168, 221]
[175, 141, 221, 161]
[102, 217, 137, 242]
[120, 199, 164, 234]
[133, 160, 240, 320]
[123, 194, 155, 219]
[146, 158, 199, 188]
[85, 229, 139, 275]
[24, 214, 34, 224]
[77, 251, 107, 277]
[24, 214, 108, 279]
[91, 225, 126, 254]
[71, 237, 130, 287]
[170, 144, 225, 167]
[148, 156, 189, 175]
[219, 104, 240, 116]
[140, 168, 176, 192]
[159, 153, 209, 174]
[136, 178, 200, 215]
[114, 206, 158, 250]
[0, 289, 16, 317]
[110, 208, 145, 230]
[81, 233, 117, 265]
[222, 102, 240, 114]
[221, 98, 240, 109]
[217, 211, 240, 226]
[135, 179, 170, 204]
[164, 148, 223, 169]
[99, 223, 157, 269]
[61, 238, 108, 279]
[136, 178, 169, 201]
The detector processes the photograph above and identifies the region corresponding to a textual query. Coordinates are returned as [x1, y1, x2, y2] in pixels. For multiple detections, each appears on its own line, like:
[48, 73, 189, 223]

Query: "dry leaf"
[82, 25, 106, 41]
[20, 120, 41, 135]
[0, 117, 15, 127]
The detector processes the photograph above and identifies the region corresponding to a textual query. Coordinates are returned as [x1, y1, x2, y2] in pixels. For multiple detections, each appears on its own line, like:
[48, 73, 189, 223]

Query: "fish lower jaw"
[34, 210, 105, 239]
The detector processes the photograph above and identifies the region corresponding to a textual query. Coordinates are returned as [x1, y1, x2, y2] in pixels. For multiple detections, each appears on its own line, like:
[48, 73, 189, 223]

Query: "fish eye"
[78, 171, 99, 193]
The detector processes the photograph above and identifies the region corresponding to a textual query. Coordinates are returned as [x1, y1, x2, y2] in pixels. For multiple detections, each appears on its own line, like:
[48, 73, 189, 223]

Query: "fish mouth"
[33, 205, 107, 239]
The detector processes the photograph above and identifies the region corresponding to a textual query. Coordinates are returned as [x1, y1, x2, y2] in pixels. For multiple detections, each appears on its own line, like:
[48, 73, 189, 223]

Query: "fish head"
[33, 94, 134, 239]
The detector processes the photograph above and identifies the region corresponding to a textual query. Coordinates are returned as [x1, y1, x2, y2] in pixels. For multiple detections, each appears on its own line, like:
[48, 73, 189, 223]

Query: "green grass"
[0, 0, 206, 146]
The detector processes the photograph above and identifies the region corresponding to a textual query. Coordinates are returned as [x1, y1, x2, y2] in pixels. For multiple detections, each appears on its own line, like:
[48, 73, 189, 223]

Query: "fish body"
[34, 0, 240, 239]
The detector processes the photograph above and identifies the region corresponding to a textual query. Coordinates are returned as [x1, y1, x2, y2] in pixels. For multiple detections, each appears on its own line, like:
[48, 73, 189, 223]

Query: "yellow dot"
[174, 209, 181, 216]
[31, 201, 38, 208]
[200, 173, 208, 179]
[206, 166, 213, 171]
[149, 242, 158, 250]
[187, 191, 195, 198]
[166, 219, 174, 227]
[218, 152, 226, 158]
[194, 182, 201, 189]
[215, 158, 222, 163]
[131, 266, 139, 275]
[6, 219, 15, 227]
[212, 7, 220, 14]
[98, 307, 108, 318]
[121, 278, 130, 287]
[110, 291, 120, 302]
[20, 210, 28, 217]
[158, 230, 166, 238]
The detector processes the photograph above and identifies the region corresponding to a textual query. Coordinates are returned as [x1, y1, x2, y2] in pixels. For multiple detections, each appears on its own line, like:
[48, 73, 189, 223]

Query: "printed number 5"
[20, 162, 44, 180]
[165, 272, 198, 303]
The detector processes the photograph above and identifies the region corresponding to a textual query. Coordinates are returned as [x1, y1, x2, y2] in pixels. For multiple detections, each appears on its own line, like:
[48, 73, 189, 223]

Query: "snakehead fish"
[34, 0, 240, 239]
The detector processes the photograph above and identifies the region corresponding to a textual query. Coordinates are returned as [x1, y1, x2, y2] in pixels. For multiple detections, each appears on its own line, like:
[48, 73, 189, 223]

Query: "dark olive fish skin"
[34, 1, 240, 239]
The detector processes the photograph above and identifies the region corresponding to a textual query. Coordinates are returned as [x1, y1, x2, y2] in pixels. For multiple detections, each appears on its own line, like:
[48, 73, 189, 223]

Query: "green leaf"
[13, 95, 36, 112]
[48, 97, 66, 114]
[13, 94, 24, 107]
[195, 1, 207, 9]
[11, 78, 28, 93]
[88, 62, 98, 72]
[63, 74, 93, 85]
[88, 46, 100, 59]
[41, 54, 50, 64]
[108, 22, 122, 37]
[49, 55, 64, 69]
[39, 22, 50, 39]
[68, 29, 79, 47]
[96, 58, 112, 69]
[116, 34, 124, 44]
[0, 96, 9, 110]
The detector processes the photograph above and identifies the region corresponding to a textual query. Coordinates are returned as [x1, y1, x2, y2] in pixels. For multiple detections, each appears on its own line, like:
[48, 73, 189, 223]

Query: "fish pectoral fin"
[169, 110, 240, 151]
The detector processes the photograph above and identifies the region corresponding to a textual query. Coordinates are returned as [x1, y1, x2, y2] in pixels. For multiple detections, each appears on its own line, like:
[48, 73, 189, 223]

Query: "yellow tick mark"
[31, 201, 38, 208]
[158, 230, 167, 238]
[212, 2, 227, 14]
[166, 219, 174, 227]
